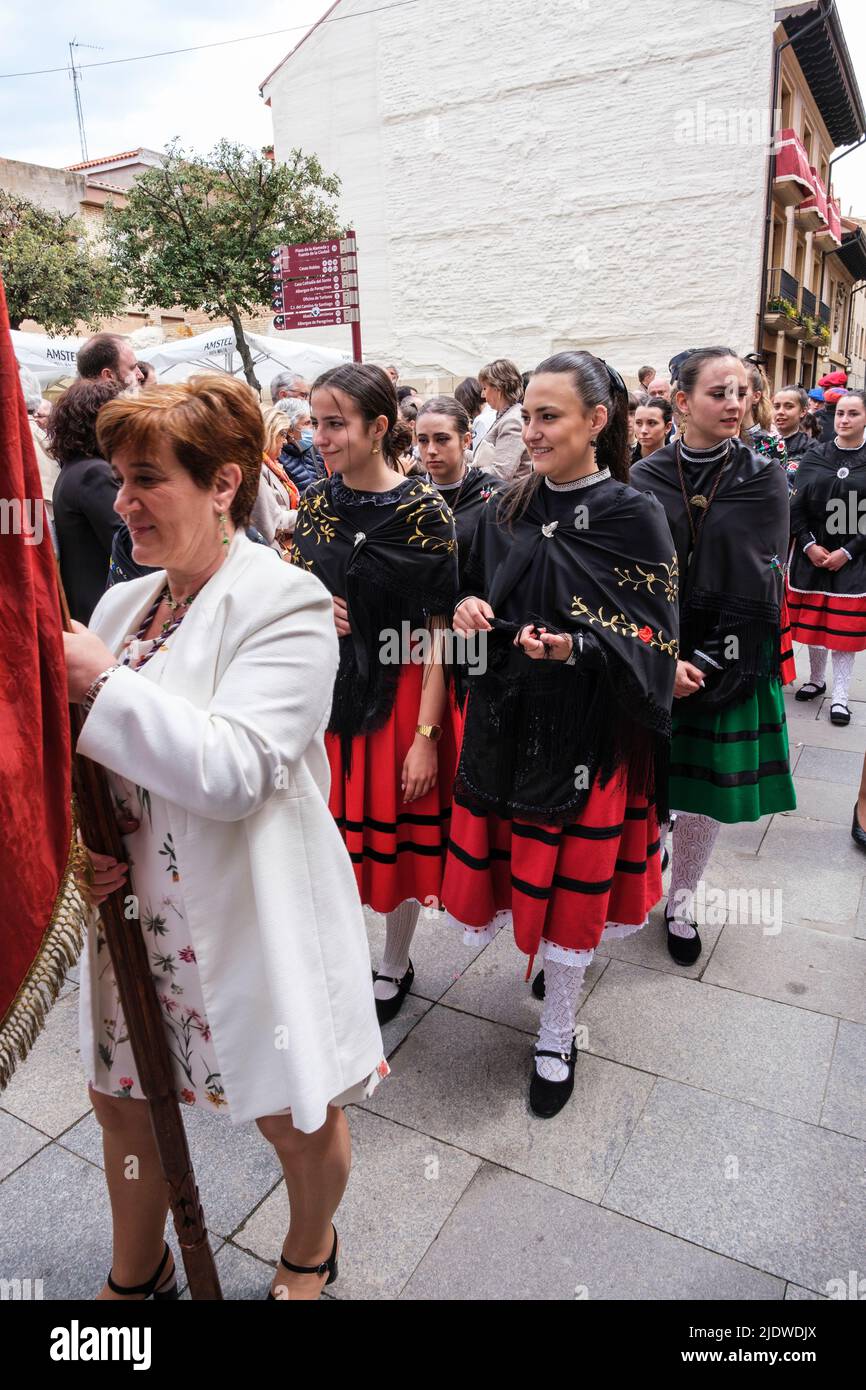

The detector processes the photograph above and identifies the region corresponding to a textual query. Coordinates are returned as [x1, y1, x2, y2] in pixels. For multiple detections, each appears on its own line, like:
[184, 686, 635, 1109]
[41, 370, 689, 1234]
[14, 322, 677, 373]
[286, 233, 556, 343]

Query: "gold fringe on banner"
[0, 825, 90, 1091]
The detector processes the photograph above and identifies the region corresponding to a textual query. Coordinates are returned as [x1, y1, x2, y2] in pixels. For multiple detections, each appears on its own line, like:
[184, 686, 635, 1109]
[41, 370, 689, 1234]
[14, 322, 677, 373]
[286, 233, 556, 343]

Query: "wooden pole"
[61, 584, 222, 1301]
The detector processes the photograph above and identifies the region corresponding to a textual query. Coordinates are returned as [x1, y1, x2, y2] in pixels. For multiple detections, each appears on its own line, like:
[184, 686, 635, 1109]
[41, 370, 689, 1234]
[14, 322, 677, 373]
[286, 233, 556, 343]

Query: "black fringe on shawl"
[455, 635, 671, 827]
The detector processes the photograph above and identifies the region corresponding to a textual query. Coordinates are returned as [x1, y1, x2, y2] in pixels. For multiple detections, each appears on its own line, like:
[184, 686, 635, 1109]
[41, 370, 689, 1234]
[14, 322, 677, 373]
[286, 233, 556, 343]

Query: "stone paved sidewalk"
[3, 644, 866, 1301]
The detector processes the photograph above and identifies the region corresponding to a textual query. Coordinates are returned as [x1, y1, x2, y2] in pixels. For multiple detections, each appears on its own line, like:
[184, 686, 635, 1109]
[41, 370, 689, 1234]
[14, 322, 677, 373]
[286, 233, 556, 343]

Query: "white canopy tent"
[11, 326, 349, 394]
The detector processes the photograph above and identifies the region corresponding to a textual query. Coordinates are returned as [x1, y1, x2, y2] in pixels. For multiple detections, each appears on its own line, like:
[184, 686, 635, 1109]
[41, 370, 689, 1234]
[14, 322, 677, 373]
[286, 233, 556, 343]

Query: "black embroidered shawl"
[456, 474, 678, 823]
[427, 467, 501, 588]
[630, 439, 788, 700]
[291, 474, 458, 757]
[789, 440, 866, 597]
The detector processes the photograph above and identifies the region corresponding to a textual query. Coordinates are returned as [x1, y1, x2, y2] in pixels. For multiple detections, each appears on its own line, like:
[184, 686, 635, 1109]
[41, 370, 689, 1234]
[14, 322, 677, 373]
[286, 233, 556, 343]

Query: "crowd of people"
[19, 327, 866, 1301]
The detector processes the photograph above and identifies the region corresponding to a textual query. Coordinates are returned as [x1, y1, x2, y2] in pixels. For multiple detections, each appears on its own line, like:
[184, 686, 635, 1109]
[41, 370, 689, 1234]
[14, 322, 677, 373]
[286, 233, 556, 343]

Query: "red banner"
[0, 271, 84, 1086]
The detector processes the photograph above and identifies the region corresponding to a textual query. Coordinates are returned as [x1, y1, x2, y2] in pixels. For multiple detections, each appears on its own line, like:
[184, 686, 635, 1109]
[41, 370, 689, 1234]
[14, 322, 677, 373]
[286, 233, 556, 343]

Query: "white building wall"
[264, 0, 775, 384]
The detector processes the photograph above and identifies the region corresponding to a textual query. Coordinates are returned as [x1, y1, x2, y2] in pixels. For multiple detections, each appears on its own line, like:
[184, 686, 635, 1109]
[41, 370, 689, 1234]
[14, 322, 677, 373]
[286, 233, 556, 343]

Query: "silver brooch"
[541, 521, 559, 538]
[354, 531, 366, 544]
[837, 467, 850, 479]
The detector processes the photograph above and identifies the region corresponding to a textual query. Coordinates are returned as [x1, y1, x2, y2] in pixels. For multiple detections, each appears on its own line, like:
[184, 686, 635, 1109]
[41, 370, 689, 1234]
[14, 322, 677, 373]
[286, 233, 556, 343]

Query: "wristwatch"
[416, 723, 442, 743]
[82, 665, 120, 714]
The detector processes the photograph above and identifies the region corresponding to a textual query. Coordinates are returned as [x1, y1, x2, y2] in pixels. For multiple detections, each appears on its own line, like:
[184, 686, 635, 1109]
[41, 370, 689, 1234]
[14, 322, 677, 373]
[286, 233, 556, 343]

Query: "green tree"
[106, 140, 342, 390]
[0, 189, 125, 334]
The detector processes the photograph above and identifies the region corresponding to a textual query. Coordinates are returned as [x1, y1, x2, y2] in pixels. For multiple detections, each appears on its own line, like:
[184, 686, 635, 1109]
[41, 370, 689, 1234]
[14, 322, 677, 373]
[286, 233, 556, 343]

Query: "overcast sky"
[1, 0, 865, 211]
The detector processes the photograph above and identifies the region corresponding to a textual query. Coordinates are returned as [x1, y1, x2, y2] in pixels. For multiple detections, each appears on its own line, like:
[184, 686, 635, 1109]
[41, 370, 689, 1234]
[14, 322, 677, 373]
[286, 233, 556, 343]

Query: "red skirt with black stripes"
[441, 769, 663, 959]
[326, 663, 462, 914]
[779, 596, 797, 683]
[786, 582, 866, 652]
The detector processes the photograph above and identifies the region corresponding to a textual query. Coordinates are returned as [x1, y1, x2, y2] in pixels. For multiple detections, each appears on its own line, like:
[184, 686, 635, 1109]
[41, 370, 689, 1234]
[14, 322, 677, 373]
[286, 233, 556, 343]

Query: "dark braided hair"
[311, 362, 402, 468]
[498, 350, 631, 528]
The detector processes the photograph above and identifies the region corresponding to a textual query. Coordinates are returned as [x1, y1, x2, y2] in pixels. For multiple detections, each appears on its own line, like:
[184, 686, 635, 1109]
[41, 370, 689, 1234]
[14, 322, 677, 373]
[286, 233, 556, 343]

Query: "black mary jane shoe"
[531, 969, 545, 1000]
[106, 1242, 179, 1301]
[830, 703, 851, 726]
[665, 914, 702, 966]
[852, 805, 866, 852]
[529, 1040, 578, 1119]
[373, 960, 414, 1024]
[267, 1225, 338, 1300]
[795, 680, 826, 702]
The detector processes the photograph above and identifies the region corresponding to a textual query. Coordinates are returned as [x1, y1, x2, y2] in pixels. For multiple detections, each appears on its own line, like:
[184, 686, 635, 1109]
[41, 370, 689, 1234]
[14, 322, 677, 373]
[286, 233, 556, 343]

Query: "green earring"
[219, 512, 230, 547]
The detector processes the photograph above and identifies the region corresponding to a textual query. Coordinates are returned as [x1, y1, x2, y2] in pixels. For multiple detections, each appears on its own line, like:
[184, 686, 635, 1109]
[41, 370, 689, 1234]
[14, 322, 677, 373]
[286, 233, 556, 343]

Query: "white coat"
[77, 531, 384, 1131]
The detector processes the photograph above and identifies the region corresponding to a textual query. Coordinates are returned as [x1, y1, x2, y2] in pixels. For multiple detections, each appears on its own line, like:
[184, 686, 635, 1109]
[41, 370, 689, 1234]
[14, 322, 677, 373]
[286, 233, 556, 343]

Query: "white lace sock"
[808, 645, 829, 687]
[374, 900, 421, 1002]
[535, 957, 586, 1082]
[667, 812, 721, 939]
[831, 650, 855, 707]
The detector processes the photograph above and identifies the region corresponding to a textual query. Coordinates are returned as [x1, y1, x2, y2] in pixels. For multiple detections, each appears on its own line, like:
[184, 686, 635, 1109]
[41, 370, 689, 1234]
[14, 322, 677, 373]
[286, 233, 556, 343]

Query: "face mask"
[299, 428, 315, 449]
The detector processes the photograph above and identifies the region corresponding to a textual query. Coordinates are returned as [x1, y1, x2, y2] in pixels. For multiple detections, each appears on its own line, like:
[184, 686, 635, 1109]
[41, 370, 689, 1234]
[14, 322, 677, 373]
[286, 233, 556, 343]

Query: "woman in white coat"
[63, 375, 386, 1302]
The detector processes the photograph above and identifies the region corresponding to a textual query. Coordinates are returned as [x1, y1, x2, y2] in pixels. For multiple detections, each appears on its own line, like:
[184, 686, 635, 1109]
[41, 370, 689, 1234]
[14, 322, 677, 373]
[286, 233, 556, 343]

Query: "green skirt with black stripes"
[668, 676, 796, 823]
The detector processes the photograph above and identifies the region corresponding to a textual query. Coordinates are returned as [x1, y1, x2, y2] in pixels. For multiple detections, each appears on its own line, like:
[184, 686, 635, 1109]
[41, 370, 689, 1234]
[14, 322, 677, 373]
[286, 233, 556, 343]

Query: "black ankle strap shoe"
[529, 1039, 577, 1119]
[665, 914, 702, 965]
[106, 1242, 179, 1300]
[267, 1225, 339, 1300]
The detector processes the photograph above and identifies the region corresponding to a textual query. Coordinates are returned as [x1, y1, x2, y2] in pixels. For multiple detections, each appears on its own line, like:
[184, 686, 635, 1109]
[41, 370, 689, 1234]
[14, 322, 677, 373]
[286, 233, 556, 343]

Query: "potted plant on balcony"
[816, 323, 831, 347]
[764, 295, 798, 331]
[801, 314, 822, 346]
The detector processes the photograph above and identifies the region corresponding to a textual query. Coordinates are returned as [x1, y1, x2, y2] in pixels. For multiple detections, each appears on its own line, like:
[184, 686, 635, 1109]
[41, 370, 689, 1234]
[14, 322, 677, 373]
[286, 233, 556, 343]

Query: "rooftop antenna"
[68, 38, 102, 163]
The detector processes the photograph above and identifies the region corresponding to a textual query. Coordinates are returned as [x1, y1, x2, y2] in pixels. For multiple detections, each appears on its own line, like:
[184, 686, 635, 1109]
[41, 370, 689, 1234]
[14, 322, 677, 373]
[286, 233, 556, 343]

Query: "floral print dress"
[79, 633, 227, 1112]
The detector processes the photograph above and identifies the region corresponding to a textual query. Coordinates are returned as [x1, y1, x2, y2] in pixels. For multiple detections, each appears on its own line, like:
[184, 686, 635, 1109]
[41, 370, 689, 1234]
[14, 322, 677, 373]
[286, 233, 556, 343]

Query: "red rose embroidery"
[637, 626, 653, 643]
[118, 1077, 134, 1089]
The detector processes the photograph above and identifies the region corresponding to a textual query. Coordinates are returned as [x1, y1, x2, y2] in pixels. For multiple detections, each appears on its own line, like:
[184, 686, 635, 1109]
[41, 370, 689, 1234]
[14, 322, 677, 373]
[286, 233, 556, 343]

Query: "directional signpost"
[271, 229, 362, 362]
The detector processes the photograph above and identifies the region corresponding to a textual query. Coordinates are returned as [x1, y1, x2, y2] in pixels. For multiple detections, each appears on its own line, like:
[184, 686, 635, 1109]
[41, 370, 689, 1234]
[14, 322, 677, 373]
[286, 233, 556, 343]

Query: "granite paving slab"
[0, 1143, 129, 1299]
[0, 1109, 52, 1182]
[233, 1107, 481, 1299]
[0, 993, 91, 1137]
[577, 960, 836, 1122]
[402, 1162, 784, 1301]
[703, 921, 866, 1024]
[603, 1078, 866, 1293]
[360, 1005, 654, 1202]
[702, 843, 861, 926]
[439, 923, 607, 1034]
[58, 1104, 283, 1241]
[787, 777, 852, 826]
[820, 1020, 866, 1140]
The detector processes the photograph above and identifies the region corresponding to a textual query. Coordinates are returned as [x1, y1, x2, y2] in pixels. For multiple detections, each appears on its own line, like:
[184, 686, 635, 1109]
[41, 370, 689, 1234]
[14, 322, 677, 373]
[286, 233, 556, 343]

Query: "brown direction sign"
[273, 304, 360, 329]
[274, 274, 358, 306]
[270, 237, 357, 279]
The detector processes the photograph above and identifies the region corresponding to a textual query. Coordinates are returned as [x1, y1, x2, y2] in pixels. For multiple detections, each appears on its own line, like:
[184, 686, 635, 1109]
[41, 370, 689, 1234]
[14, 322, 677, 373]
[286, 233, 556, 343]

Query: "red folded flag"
[0, 271, 85, 1087]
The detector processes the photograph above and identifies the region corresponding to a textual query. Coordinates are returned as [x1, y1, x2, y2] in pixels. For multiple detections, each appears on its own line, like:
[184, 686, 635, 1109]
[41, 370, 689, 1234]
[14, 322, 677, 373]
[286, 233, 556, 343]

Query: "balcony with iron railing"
[764, 268, 832, 347]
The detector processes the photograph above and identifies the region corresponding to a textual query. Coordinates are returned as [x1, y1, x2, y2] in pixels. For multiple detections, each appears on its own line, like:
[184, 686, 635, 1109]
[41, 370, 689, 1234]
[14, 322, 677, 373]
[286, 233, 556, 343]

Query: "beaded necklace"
[123, 584, 200, 671]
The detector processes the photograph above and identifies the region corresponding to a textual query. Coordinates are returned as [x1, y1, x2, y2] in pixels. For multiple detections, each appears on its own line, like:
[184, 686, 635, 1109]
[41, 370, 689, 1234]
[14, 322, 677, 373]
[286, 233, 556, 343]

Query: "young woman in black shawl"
[630, 348, 796, 966]
[291, 365, 459, 1025]
[441, 351, 678, 1118]
[415, 395, 500, 587]
[786, 390, 866, 728]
